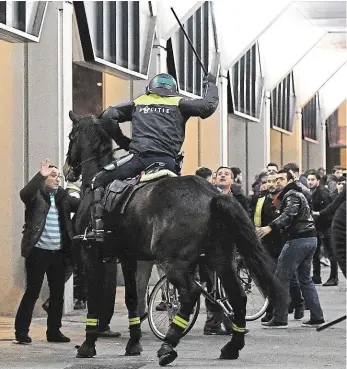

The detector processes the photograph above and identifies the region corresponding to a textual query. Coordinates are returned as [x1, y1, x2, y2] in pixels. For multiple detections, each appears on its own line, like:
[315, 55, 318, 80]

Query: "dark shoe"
[42, 299, 49, 313]
[98, 329, 121, 338]
[301, 319, 325, 328]
[322, 278, 338, 287]
[74, 300, 86, 310]
[312, 276, 322, 285]
[261, 314, 273, 323]
[261, 319, 288, 329]
[155, 301, 167, 311]
[294, 307, 304, 320]
[203, 326, 230, 335]
[47, 331, 71, 342]
[14, 333, 32, 344]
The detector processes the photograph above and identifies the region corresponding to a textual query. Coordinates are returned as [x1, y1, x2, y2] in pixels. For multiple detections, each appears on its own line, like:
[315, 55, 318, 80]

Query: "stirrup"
[73, 228, 110, 242]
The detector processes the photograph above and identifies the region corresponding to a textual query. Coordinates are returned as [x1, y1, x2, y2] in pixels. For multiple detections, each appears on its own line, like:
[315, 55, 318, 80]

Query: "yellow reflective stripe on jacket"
[134, 94, 181, 106]
[254, 196, 266, 228]
[173, 315, 189, 329]
[232, 322, 246, 333]
[129, 317, 141, 325]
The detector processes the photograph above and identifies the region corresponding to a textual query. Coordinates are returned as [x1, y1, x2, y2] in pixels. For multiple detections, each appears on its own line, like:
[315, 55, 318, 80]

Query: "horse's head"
[63, 110, 113, 183]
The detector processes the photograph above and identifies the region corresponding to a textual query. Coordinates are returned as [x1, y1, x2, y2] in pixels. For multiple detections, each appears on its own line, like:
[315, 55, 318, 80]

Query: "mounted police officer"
[87, 72, 219, 242]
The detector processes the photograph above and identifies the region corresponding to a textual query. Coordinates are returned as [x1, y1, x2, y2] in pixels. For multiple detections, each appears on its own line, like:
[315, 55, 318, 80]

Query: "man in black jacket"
[251, 172, 304, 322]
[257, 170, 324, 328]
[317, 185, 346, 277]
[307, 170, 338, 286]
[14, 159, 79, 344]
[82, 72, 219, 242]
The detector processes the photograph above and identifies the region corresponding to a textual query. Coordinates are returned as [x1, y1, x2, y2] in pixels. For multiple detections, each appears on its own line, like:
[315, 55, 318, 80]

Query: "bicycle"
[147, 256, 269, 340]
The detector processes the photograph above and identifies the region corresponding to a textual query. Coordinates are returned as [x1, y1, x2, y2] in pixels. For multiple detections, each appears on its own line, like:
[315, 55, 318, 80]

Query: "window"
[302, 94, 319, 141]
[0, 1, 47, 42]
[326, 109, 346, 148]
[74, 1, 154, 79]
[168, 2, 211, 97]
[230, 43, 264, 120]
[270, 72, 296, 132]
[73, 64, 102, 116]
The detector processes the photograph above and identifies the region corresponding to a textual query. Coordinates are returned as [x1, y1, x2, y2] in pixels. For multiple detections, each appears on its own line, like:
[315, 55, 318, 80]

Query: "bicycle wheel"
[148, 275, 200, 340]
[236, 258, 269, 321]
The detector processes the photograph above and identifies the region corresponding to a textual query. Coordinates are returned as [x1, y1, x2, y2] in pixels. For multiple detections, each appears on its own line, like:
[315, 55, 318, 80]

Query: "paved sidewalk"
[0, 270, 345, 369]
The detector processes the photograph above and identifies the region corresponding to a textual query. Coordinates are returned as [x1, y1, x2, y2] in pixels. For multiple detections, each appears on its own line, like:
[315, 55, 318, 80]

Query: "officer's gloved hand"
[203, 73, 216, 85]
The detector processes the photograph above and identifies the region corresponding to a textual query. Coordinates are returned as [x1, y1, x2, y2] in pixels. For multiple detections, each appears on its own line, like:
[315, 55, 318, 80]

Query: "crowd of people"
[195, 162, 345, 330]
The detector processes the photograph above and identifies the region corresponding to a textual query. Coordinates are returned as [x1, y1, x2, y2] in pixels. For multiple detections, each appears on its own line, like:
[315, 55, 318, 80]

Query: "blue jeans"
[274, 237, 324, 323]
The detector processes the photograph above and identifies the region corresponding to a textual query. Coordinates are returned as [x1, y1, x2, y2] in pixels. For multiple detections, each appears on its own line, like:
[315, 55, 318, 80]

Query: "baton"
[171, 7, 208, 76]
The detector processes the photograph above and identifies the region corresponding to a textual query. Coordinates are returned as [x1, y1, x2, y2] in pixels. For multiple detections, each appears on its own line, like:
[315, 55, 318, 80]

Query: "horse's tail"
[210, 194, 283, 300]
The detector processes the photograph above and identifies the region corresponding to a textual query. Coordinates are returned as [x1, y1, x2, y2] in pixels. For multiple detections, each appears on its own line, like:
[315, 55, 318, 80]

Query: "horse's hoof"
[76, 341, 96, 358]
[157, 343, 178, 366]
[219, 341, 241, 360]
[219, 349, 239, 360]
[125, 340, 143, 356]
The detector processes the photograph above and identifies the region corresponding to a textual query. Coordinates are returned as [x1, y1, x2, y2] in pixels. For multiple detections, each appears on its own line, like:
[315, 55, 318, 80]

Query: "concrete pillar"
[246, 92, 271, 191]
[304, 111, 326, 171]
[27, 1, 74, 313]
[229, 91, 271, 194]
[282, 107, 302, 168]
[219, 70, 229, 166]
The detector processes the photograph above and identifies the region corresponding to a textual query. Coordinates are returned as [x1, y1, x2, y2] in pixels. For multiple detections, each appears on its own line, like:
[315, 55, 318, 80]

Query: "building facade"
[0, 1, 345, 314]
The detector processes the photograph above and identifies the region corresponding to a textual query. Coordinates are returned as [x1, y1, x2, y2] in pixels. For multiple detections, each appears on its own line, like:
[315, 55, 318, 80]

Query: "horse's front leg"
[76, 243, 105, 358]
[121, 259, 143, 356]
[157, 261, 201, 367]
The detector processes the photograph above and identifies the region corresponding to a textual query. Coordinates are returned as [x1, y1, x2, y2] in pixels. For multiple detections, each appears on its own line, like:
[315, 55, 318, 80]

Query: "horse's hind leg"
[157, 260, 201, 366]
[211, 248, 247, 360]
[76, 244, 104, 358]
[120, 259, 143, 356]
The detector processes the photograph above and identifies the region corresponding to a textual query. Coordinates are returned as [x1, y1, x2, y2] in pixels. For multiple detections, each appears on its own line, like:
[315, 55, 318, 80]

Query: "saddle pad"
[140, 169, 177, 183]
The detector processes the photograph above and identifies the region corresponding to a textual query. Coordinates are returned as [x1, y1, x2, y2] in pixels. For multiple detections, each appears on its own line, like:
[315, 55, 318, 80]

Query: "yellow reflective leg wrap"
[129, 317, 141, 326]
[232, 322, 246, 333]
[173, 315, 189, 330]
[86, 318, 98, 327]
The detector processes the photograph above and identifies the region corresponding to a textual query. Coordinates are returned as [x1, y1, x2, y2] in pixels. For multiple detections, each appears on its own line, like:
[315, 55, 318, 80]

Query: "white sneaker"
[320, 257, 330, 267]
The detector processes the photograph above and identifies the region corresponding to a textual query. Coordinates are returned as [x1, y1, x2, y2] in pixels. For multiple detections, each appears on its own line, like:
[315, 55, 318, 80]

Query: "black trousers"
[312, 232, 338, 280]
[15, 248, 65, 335]
[99, 259, 118, 331]
[81, 247, 118, 332]
[97, 154, 176, 187]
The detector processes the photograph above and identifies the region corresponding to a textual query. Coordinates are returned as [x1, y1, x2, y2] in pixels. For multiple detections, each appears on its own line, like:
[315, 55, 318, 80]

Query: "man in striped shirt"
[14, 159, 79, 344]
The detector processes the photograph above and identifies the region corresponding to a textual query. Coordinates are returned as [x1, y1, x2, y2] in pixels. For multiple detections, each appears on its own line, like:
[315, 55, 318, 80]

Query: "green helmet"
[146, 73, 178, 97]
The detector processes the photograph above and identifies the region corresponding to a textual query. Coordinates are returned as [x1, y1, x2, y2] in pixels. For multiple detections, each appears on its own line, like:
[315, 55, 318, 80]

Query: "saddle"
[102, 162, 177, 215]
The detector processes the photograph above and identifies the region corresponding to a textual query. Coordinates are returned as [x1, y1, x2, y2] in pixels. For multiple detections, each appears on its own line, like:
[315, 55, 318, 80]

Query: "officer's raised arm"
[178, 73, 219, 119]
[101, 101, 134, 123]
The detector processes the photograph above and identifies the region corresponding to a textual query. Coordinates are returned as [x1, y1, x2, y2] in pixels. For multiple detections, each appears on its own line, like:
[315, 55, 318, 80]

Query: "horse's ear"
[69, 110, 79, 123]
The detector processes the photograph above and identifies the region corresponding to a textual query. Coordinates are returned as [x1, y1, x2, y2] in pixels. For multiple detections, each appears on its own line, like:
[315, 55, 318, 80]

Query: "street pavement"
[0, 269, 345, 369]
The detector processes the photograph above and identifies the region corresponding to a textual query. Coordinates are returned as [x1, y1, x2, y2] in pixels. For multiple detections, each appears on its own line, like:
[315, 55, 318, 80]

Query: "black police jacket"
[20, 173, 80, 258]
[101, 82, 219, 158]
[269, 182, 316, 240]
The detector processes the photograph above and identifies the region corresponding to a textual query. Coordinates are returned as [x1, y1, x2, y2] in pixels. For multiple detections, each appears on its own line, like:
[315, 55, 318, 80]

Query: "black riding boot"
[80, 187, 105, 243]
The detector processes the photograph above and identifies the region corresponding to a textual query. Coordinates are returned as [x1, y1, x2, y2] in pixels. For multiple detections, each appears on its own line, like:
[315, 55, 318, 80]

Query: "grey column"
[27, 1, 73, 313]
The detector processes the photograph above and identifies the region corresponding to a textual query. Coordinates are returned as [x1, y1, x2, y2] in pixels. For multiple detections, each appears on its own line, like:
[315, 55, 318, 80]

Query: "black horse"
[65, 111, 282, 366]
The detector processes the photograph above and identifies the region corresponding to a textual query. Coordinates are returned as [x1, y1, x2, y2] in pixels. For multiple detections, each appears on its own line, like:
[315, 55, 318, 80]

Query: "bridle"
[64, 124, 121, 181]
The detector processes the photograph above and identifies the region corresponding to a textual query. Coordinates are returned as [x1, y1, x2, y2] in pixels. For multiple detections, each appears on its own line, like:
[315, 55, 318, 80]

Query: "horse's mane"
[75, 114, 112, 153]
